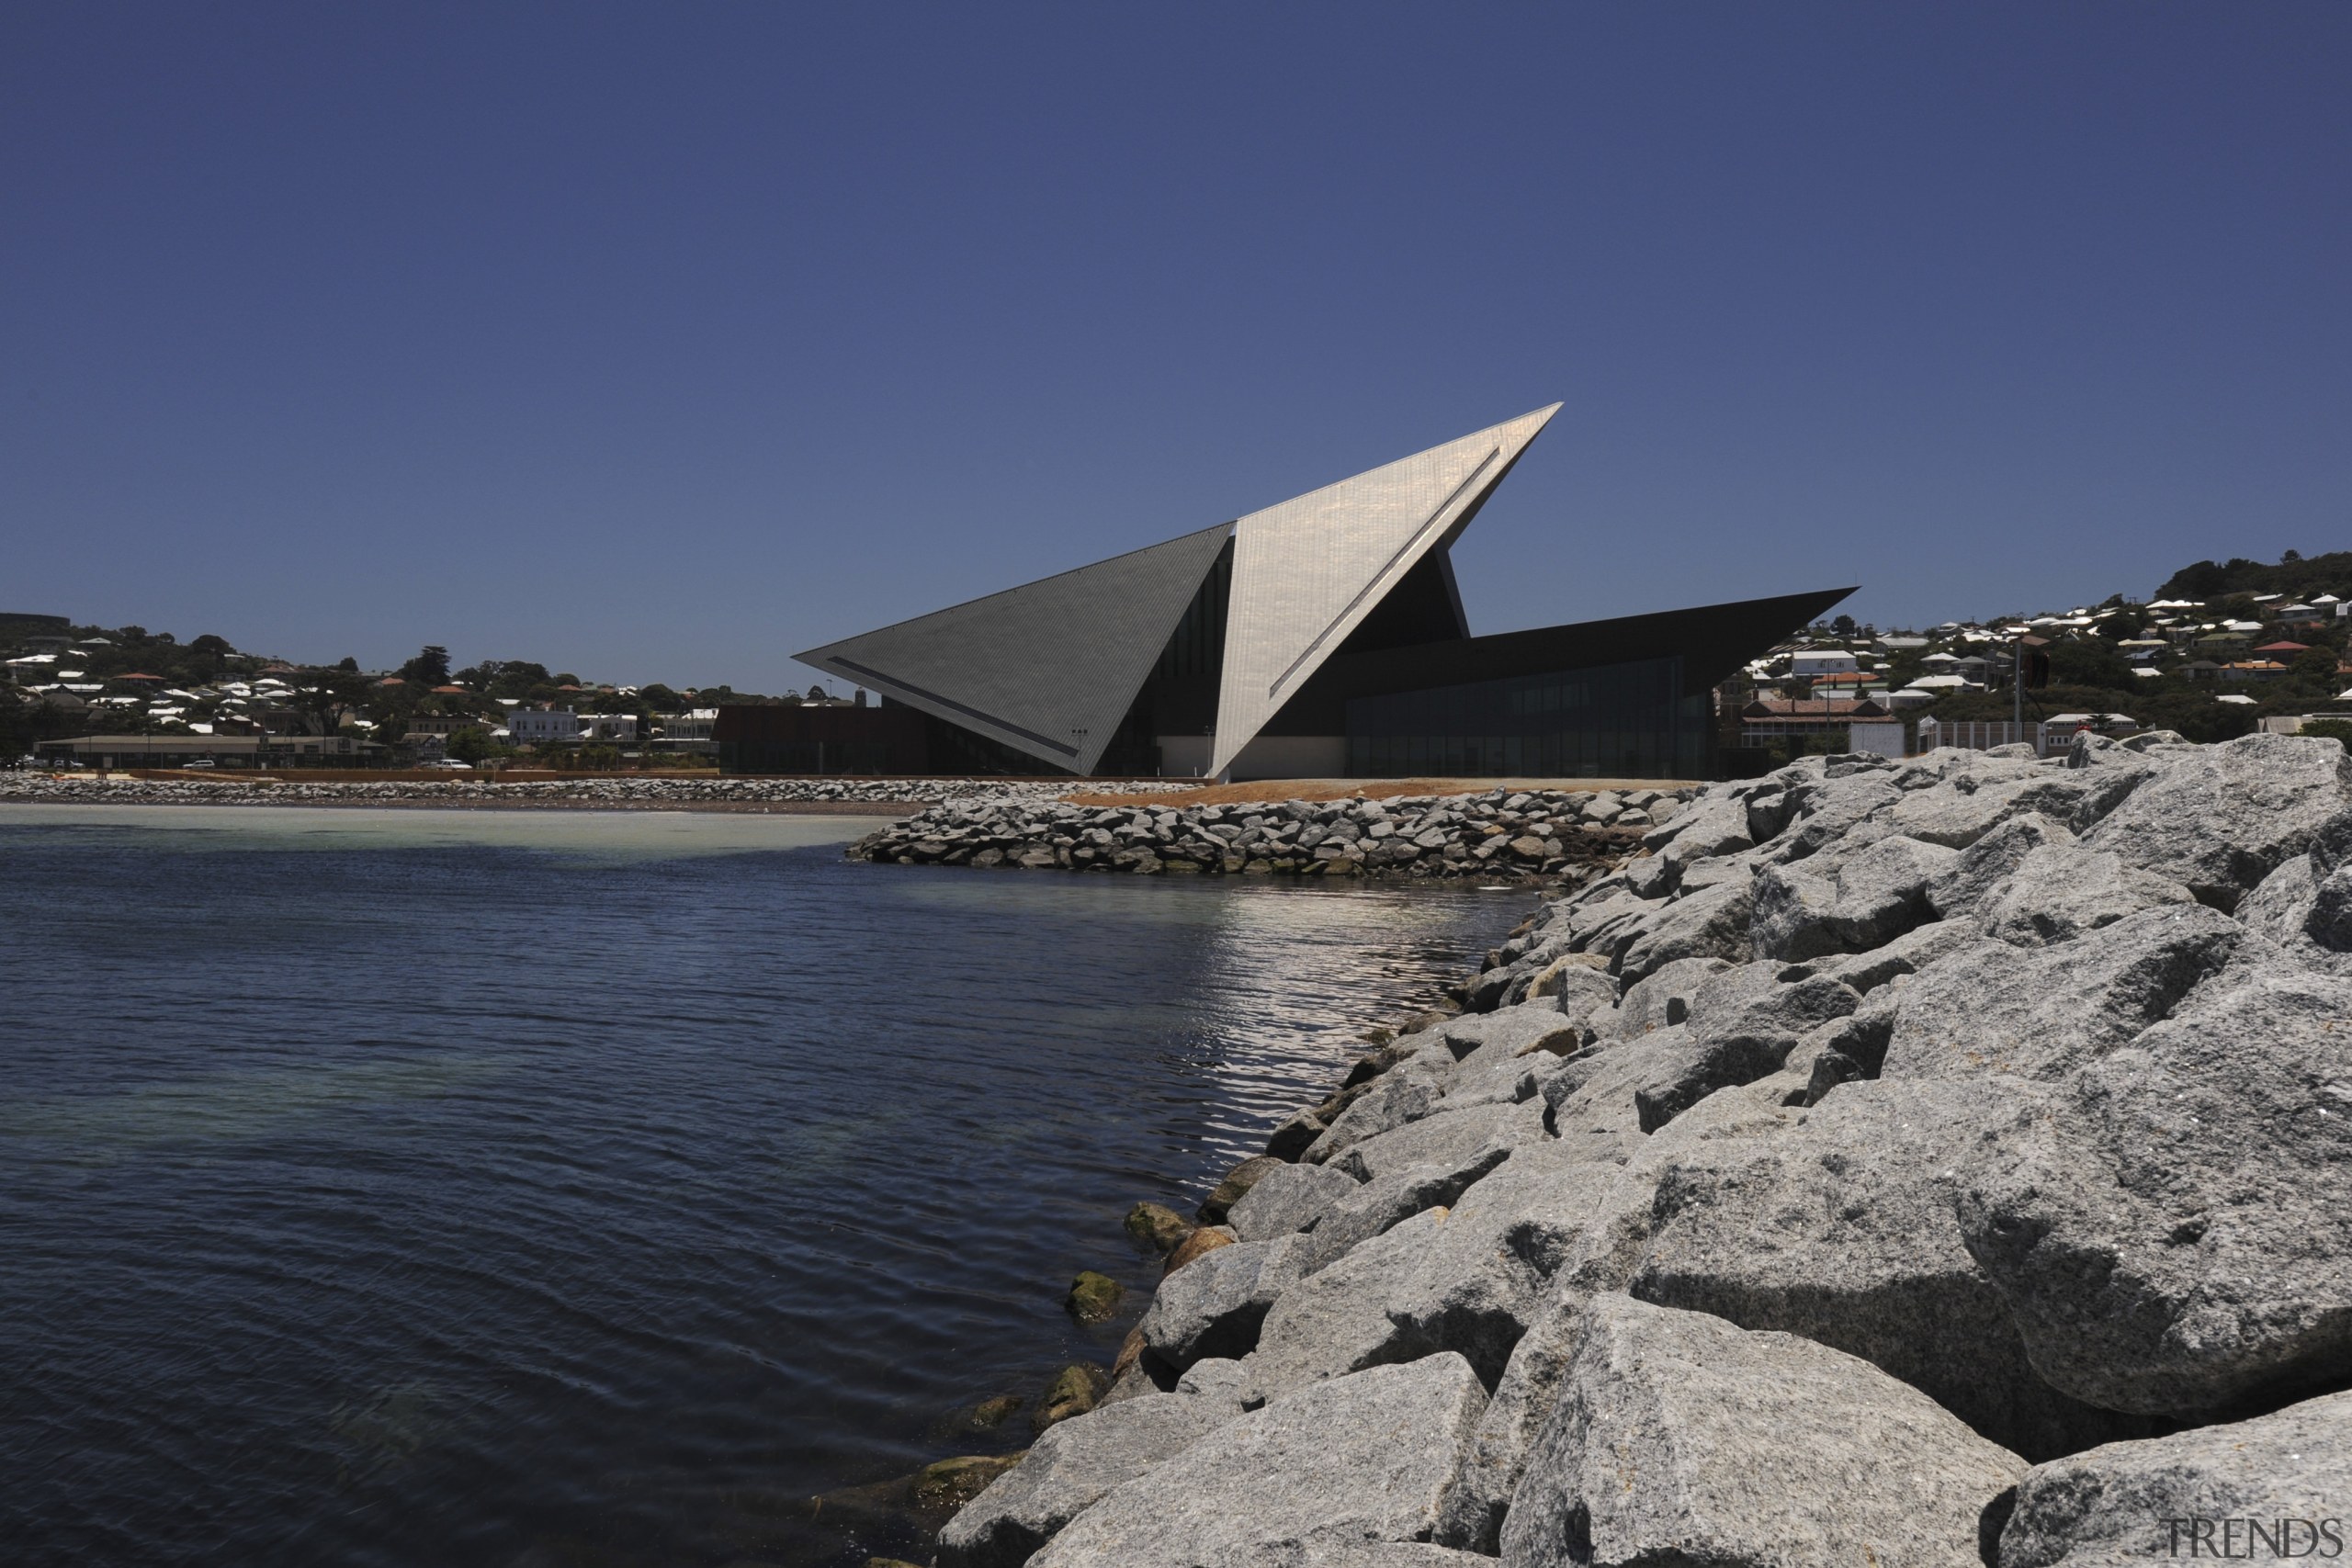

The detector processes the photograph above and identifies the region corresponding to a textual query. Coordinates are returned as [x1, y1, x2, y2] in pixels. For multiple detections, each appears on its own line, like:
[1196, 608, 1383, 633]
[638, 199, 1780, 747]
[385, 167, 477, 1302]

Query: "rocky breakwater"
[849, 786, 1693, 880]
[932, 730, 2352, 1567]
[0, 773, 1176, 808]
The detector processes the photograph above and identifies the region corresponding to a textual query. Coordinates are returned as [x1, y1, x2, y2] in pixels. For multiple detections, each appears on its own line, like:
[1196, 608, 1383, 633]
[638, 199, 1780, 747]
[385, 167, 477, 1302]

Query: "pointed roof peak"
[1208, 406, 1560, 776]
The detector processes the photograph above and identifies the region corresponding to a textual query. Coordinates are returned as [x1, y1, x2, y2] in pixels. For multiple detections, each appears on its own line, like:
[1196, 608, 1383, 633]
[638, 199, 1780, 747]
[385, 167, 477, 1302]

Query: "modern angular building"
[779, 407, 1852, 781]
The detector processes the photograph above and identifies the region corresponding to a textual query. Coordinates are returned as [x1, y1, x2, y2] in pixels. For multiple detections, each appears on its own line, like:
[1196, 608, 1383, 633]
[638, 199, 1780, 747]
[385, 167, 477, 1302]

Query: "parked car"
[420, 759, 475, 770]
[181, 759, 217, 769]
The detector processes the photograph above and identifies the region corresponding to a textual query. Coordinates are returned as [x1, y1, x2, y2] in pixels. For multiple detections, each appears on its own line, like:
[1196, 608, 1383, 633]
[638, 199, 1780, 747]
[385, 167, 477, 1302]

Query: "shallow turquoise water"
[0, 806, 1524, 1567]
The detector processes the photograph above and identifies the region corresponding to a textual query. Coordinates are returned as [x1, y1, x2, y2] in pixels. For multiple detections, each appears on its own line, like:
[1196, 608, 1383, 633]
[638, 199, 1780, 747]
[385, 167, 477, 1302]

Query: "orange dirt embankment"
[1062, 777, 1700, 807]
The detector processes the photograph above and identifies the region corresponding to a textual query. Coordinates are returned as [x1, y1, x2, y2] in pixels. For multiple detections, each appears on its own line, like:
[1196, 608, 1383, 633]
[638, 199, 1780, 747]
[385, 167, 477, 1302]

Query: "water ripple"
[0, 807, 1525, 1567]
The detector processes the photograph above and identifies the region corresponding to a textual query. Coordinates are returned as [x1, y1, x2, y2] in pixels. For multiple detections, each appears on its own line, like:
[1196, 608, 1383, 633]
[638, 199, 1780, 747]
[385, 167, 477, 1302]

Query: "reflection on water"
[0, 807, 1526, 1568]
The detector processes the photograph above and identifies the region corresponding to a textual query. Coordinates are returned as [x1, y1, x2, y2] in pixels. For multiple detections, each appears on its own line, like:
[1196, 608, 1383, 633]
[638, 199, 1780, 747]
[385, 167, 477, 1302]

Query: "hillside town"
[0, 612, 863, 771]
[1725, 551, 2352, 767]
[8, 548, 2352, 775]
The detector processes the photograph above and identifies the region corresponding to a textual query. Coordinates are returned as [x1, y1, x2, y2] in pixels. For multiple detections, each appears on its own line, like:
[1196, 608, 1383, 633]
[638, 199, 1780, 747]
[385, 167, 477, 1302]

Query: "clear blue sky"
[6, 3, 2346, 691]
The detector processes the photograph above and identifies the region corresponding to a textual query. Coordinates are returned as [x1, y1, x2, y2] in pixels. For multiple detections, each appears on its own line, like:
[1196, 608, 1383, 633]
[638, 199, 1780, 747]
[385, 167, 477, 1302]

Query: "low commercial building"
[1738, 695, 1894, 741]
[653, 709, 718, 753]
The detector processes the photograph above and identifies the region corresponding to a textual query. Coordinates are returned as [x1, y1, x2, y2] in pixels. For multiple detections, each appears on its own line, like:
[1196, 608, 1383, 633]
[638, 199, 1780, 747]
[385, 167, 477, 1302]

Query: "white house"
[508, 708, 584, 745]
[1789, 649, 1860, 678]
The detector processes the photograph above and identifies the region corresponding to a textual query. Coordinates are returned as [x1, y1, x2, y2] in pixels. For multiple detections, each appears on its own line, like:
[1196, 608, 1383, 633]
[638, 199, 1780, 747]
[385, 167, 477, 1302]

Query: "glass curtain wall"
[1344, 655, 1706, 779]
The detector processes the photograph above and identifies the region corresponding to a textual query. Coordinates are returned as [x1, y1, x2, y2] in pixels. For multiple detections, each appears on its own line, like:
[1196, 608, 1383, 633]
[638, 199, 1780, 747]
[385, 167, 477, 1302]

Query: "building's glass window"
[1344, 656, 1705, 779]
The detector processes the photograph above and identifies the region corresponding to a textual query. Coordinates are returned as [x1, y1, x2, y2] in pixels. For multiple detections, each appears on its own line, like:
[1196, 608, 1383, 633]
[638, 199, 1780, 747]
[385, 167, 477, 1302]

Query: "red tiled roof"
[2255, 641, 2310, 654]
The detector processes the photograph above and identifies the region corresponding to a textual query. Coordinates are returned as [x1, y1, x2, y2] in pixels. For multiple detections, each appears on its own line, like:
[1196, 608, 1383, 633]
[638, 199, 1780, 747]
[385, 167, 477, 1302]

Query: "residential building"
[1788, 649, 1860, 679]
[508, 708, 584, 745]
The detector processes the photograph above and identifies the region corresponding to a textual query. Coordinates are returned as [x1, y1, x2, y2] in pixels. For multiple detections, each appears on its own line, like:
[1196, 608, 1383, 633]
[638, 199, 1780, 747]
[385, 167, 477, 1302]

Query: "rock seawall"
[850, 787, 1695, 880]
[935, 732, 2352, 1566]
[0, 773, 1170, 808]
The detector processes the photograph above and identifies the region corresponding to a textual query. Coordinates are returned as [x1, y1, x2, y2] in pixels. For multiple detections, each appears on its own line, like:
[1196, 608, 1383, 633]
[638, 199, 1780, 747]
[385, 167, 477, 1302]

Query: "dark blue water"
[0, 807, 1522, 1568]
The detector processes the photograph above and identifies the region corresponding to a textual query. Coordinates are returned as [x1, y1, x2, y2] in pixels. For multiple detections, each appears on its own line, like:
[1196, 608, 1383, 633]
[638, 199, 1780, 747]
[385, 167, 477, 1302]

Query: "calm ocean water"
[0, 806, 1525, 1568]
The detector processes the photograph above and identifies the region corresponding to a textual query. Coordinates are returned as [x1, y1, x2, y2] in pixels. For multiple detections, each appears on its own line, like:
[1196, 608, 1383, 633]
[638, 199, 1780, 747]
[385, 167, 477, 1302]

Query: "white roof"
[2132, 668, 2162, 678]
[1905, 674, 1973, 689]
[2216, 694, 2256, 705]
[5, 653, 56, 665]
[1212, 405, 1561, 776]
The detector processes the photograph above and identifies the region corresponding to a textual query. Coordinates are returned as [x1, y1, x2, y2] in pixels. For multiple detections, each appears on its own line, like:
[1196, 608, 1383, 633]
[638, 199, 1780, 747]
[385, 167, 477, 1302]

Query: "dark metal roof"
[1256, 585, 1860, 735]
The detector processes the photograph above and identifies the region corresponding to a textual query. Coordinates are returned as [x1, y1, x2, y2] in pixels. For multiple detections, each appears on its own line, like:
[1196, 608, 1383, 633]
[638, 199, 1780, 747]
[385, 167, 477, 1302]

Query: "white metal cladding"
[1208, 404, 1561, 777]
[795, 522, 1235, 774]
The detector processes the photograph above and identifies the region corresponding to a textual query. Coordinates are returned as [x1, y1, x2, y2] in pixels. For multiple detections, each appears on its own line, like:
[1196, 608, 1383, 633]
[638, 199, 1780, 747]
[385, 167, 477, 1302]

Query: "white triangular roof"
[1208, 405, 1559, 775]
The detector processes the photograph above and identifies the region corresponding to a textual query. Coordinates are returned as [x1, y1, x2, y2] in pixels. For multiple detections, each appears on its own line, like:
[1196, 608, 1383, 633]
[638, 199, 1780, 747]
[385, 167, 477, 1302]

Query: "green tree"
[2291, 645, 2342, 695]
[400, 646, 452, 686]
[445, 726, 498, 763]
[2046, 637, 2136, 692]
[187, 634, 235, 676]
[297, 667, 373, 736]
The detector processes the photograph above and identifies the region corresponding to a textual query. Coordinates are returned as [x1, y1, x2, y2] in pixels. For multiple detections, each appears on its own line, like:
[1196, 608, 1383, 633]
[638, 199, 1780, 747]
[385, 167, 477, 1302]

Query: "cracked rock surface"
[938, 737, 2352, 1567]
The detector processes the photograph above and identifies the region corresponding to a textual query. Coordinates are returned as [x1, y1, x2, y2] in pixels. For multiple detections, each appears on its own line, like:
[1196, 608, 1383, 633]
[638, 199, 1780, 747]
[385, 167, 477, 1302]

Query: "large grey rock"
[1330, 1100, 1543, 1185]
[1588, 955, 1732, 1043]
[1959, 962, 2352, 1416]
[1877, 904, 2244, 1084]
[1303, 1140, 1515, 1270]
[1301, 1073, 1438, 1165]
[936, 1393, 1232, 1568]
[1227, 1161, 1361, 1243]
[1811, 916, 1975, 994]
[2236, 852, 2323, 944]
[1646, 794, 1753, 864]
[1887, 765, 2135, 851]
[2081, 731, 2352, 910]
[1562, 964, 1866, 1135]
[2234, 851, 2352, 975]
[1540, 1027, 1701, 1152]
[1764, 772, 1903, 864]
[1244, 1208, 1447, 1404]
[1442, 998, 1579, 1052]
[1926, 810, 2080, 919]
[1683, 959, 1864, 1064]
[1028, 1354, 1488, 1568]
[1978, 844, 2197, 948]
[1559, 891, 1661, 957]
[1621, 1077, 2154, 1460]
[1612, 876, 1757, 985]
[1498, 1294, 2026, 1568]
[1997, 1390, 2352, 1568]
[1137, 1235, 1311, 1371]
[1382, 1147, 1623, 1386]
[1752, 835, 1958, 961]
[1524, 956, 1616, 1021]
[1433, 1289, 1585, 1553]
[1172, 1356, 1250, 1412]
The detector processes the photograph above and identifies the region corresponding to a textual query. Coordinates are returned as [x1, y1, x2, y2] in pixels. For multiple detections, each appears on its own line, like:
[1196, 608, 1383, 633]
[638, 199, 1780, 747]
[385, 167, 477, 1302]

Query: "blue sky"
[6, 3, 2346, 691]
